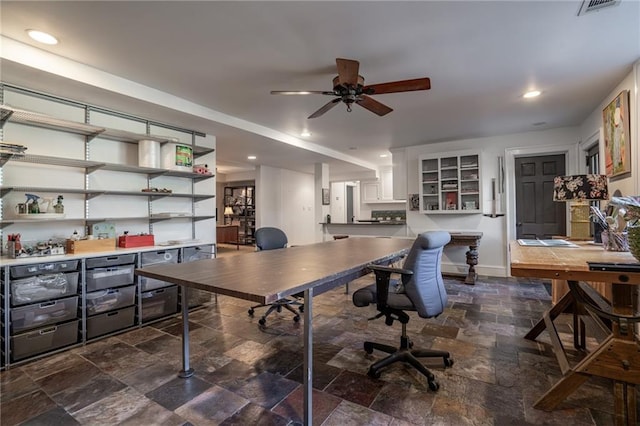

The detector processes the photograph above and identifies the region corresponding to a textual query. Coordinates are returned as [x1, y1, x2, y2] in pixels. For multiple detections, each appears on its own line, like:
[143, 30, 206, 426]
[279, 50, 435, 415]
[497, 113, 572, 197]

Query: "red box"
[118, 234, 155, 248]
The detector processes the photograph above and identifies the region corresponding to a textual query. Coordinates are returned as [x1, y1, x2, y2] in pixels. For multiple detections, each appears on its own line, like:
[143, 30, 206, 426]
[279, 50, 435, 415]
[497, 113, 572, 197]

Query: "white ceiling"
[1, 1, 639, 177]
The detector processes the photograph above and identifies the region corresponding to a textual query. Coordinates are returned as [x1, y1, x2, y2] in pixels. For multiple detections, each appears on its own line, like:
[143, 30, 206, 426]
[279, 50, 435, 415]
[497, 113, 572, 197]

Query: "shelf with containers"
[0, 85, 216, 254]
[419, 151, 481, 214]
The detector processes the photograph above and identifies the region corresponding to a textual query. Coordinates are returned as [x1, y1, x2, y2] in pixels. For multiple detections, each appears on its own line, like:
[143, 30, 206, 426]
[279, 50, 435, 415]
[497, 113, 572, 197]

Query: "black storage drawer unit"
[140, 249, 179, 291]
[86, 264, 135, 291]
[85, 254, 136, 269]
[11, 320, 79, 361]
[11, 271, 79, 306]
[141, 286, 178, 321]
[10, 260, 79, 278]
[86, 306, 135, 339]
[86, 285, 136, 315]
[11, 296, 79, 333]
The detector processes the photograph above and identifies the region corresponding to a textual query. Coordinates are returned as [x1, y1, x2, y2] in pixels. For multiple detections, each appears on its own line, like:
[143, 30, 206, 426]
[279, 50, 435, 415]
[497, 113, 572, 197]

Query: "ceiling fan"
[271, 58, 431, 119]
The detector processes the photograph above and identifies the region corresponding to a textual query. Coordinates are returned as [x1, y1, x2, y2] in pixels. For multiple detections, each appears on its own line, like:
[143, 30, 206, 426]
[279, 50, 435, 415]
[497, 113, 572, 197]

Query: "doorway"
[515, 154, 566, 239]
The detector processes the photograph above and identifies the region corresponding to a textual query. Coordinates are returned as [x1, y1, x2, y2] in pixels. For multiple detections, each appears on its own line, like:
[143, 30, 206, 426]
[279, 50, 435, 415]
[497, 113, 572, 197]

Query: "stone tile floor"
[0, 245, 634, 425]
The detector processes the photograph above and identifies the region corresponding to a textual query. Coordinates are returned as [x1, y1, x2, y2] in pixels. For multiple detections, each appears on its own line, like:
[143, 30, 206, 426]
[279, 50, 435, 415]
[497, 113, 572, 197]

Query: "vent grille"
[578, 0, 621, 16]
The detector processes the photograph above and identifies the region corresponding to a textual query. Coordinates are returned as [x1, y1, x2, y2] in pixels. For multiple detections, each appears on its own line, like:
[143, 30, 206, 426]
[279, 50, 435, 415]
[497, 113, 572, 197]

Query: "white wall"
[404, 127, 580, 277]
[579, 67, 638, 196]
[255, 165, 316, 246]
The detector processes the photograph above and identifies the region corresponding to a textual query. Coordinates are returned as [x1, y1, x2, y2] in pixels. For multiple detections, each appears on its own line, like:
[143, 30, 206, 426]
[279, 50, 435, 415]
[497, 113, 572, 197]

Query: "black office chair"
[248, 227, 303, 325]
[353, 231, 454, 391]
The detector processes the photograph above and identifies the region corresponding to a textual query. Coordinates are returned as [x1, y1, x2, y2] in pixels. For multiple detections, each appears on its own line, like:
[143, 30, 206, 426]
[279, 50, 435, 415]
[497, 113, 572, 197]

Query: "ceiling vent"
[577, 0, 621, 16]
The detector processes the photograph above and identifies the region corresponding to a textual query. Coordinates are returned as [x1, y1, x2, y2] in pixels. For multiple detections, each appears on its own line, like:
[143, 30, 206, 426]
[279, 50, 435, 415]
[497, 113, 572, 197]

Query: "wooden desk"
[509, 241, 640, 425]
[136, 237, 413, 426]
[447, 232, 482, 284]
[216, 225, 239, 250]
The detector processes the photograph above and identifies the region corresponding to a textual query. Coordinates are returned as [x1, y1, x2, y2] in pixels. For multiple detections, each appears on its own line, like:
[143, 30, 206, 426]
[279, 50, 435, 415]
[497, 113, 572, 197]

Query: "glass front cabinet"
[419, 151, 481, 214]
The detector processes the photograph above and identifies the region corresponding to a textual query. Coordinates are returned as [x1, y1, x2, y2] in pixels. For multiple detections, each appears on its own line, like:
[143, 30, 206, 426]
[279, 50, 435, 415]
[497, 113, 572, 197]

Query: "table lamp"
[553, 174, 608, 240]
[223, 206, 234, 224]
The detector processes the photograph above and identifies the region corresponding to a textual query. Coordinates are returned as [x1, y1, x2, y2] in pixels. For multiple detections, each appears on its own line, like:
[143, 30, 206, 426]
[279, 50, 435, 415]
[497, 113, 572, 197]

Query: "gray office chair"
[248, 227, 303, 325]
[353, 231, 453, 391]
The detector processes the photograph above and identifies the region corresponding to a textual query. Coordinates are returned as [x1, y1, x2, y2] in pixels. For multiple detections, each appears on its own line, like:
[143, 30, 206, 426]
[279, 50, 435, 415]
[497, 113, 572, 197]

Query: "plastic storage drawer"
[86, 285, 136, 315]
[140, 249, 179, 291]
[86, 265, 135, 291]
[86, 306, 135, 339]
[11, 296, 79, 333]
[10, 260, 79, 278]
[11, 320, 79, 361]
[11, 272, 79, 306]
[85, 254, 136, 269]
[141, 249, 179, 266]
[141, 286, 178, 321]
[182, 245, 214, 262]
[182, 245, 214, 307]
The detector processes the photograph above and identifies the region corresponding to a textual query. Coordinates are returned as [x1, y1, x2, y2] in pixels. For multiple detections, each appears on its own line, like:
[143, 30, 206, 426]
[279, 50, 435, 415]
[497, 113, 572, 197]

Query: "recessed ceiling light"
[349, 147, 358, 150]
[300, 130, 312, 137]
[26, 29, 58, 45]
[532, 121, 547, 126]
[379, 154, 388, 158]
[247, 155, 257, 160]
[523, 90, 541, 99]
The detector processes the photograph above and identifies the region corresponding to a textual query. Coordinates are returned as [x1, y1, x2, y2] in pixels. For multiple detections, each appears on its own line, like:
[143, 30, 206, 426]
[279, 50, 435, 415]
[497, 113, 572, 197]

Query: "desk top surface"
[137, 237, 413, 304]
[509, 241, 640, 283]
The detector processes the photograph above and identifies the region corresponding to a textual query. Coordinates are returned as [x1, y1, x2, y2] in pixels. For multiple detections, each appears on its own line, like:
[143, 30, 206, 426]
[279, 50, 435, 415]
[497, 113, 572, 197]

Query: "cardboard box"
[66, 238, 116, 254]
[118, 234, 155, 248]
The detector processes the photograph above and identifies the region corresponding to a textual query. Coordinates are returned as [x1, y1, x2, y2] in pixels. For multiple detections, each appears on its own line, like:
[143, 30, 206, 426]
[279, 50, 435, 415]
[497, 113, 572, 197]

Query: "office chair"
[352, 231, 454, 391]
[247, 227, 303, 325]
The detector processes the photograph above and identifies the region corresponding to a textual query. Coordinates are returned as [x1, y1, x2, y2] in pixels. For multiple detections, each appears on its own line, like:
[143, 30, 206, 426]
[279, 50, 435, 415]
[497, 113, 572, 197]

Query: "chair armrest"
[368, 264, 414, 276]
[367, 264, 413, 311]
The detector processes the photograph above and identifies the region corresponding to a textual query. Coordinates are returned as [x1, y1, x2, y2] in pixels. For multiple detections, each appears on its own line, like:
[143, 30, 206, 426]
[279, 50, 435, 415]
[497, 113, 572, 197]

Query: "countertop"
[0, 240, 216, 267]
[321, 221, 406, 225]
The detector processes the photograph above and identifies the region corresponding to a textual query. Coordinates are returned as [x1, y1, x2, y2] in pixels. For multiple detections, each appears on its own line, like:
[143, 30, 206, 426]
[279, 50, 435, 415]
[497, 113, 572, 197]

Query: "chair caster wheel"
[293, 315, 300, 322]
[363, 342, 374, 354]
[248, 308, 254, 316]
[258, 318, 266, 325]
[428, 380, 439, 391]
[367, 368, 381, 379]
[444, 357, 454, 368]
[299, 306, 304, 313]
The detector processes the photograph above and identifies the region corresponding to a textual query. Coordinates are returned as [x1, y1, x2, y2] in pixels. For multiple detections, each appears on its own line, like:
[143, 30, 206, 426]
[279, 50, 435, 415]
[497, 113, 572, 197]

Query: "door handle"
[516, 222, 523, 227]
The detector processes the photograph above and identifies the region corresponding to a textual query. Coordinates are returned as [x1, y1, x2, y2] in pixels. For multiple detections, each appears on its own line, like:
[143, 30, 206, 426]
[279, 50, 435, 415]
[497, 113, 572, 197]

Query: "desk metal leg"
[179, 286, 194, 378]
[303, 288, 313, 426]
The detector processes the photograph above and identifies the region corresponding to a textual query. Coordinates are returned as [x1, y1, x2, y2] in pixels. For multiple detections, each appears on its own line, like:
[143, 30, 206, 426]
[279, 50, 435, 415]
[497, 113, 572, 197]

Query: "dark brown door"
[515, 154, 566, 239]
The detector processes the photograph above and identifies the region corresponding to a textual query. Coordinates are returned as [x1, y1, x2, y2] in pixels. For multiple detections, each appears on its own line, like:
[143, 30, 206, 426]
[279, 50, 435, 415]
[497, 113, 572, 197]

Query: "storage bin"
[140, 249, 179, 266]
[182, 245, 214, 262]
[86, 285, 136, 315]
[85, 254, 136, 269]
[11, 296, 79, 333]
[86, 306, 135, 339]
[10, 260, 79, 279]
[140, 249, 179, 291]
[86, 265, 135, 291]
[11, 272, 79, 306]
[11, 320, 79, 361]
[141, 286, 178, 321]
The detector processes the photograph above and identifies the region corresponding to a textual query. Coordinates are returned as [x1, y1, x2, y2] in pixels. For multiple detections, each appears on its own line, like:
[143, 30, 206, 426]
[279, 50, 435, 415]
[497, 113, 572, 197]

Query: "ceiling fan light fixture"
[523, 90, 541, 99]
[26, 29, 58, 45]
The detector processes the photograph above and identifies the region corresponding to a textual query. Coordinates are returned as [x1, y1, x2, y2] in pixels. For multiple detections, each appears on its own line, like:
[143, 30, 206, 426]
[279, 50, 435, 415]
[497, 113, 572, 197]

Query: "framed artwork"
[602, 90, 631, 178]
[322, 188, 330, 205]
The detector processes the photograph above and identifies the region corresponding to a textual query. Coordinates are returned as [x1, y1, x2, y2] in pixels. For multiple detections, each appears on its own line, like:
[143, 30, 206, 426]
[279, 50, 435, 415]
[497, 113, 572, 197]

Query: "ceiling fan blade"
[336, 58, 360, 87]
[363, 78, 431, 95]
[308, 98, 341, 119]
[356, 95, 393, 116]
[271, 90, 335, 95]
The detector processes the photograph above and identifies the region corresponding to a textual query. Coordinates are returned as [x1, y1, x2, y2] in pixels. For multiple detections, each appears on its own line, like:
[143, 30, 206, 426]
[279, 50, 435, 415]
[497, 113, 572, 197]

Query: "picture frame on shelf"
[602, 90, 631, 178]
[322, 188, 330, 205]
